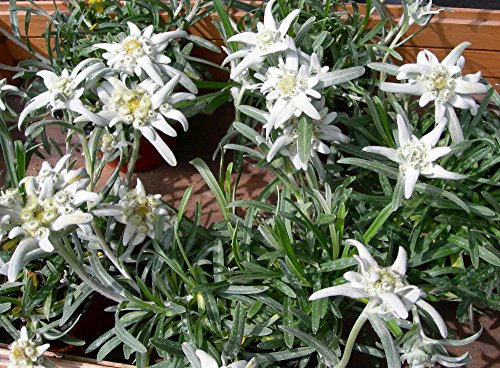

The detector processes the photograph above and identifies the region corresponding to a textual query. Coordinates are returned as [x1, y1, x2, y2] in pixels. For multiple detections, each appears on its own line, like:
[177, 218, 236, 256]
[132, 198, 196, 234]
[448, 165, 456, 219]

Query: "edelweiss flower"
[266, 99, 349, 170]
[99, 129, 128, 160]
[18, 59, 106, 127]
[400, 329, 471, 368]
[94, 22, 193, 89]
[362, 114, 465, 199]
[310, 239, 447, 337]
[402, 0, 441, 26]
[25, 154, 89, 190]
[0, 78, 24, 111]
[259, 45, 325, 136]
[94, 179, 172, 246]
[194, 348, 257, 368]
[381, 42, 488, 142]
[8, 326, 50, 368]
[98, 76, 195, 165]
[2, 157, 98, 281]
[223, 0, 300, 79]
[0, 188, 23, 242]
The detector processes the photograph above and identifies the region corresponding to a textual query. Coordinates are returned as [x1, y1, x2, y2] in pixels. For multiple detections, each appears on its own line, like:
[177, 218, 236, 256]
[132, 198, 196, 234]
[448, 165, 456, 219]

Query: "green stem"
[55, 237, 125, 303]
[338, 303, 372, 368]
[175, 227, 194, 274]
[126, 129, 141, 186]
[74, 120, 95, 191]
[91, 221, 138, 291]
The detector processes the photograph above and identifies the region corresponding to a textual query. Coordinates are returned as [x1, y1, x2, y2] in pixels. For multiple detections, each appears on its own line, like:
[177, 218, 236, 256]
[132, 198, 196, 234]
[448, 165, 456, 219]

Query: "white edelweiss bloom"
[223, 0, 300, 80]
[8, 326, 50, 368]
[93, 179, 172, 246]
[0, 78, 24, 111]
[400, 329, 471, 368]
[381, 42, 488, 143]
[18, 59, 107, 128]
[99, 128, 128, 160]
[309, 239, 447, 337]
[259, 45, 325, 136]
[194, 349, 257, 368]
[362, 114, 466, 199]
[3, 163, 98, 281]
[402, 0, 441, 26]
[0, 188, 23, 242]
[266, 99, 349, 170]
[97, 76, 195, 165]
[94, 22, 196, 92]
[221, 46, 261, 102]
[21, 154, 90, 193]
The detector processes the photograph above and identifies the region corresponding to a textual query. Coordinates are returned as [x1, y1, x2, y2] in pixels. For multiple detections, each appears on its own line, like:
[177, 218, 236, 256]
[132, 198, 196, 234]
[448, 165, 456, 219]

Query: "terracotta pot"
[49, 294, 115, 356]
[105, 135, 177, 173]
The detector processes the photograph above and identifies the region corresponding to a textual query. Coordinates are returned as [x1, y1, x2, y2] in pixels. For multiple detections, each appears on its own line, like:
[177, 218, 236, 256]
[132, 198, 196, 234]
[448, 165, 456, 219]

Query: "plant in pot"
[0, 0, 498, 367]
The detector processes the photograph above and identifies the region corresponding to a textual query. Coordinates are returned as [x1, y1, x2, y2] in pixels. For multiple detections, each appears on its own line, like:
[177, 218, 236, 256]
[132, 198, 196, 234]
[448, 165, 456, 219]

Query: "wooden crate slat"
[0, 346, 134, 368]
[403, 18, 500, 51]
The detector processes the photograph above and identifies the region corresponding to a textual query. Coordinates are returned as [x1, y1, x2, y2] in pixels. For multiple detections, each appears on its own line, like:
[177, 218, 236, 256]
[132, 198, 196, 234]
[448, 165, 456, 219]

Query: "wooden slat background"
[0, 344, 134, 368]
[0, 1, 498, 86]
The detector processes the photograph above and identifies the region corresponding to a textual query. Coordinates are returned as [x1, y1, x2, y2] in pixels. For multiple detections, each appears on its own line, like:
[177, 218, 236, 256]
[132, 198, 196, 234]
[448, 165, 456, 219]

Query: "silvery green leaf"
[368, 314, 401, 368]
[225, 302, 245, 357]
[114, 311, 147, 354]
[182, 342, 202, 368]
[368, 62, 400, 76]
[238, 105, 269, 125]
[220, 285, 270, 295]
[298, 115, 313, 164]
[295, 16, 316, 47]
[319, 66, 365, 88]
[254, 347, 314, 363]
[233, 122, 261, 144]
[279, 325, 339, 365]
[8, 239, 38, 282]
[0, 302, 11, 313]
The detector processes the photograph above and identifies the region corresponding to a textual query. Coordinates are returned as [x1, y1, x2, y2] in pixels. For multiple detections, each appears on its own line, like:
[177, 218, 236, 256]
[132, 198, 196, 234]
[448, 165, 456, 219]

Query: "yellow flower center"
[126, 97, 141, 112]
[123, 39, 142, 53]
[434, 76, 447, 91]
[88, 0, 104, 13]
[277, 74, 298, 96]
[136, 204, 150, 217]
[258, 30, 274, 44]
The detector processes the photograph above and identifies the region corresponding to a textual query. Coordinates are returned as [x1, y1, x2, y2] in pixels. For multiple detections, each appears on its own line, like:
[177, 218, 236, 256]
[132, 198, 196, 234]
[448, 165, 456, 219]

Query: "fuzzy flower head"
[94, 179, 172, 246]
[266, 99, 349, 170]
[2, 157, 98, 281]
[0, 188, 23, 242]
[363, 114, 466, 199]
[98, 76, 195, 165]
[0, 78, 23, 111]
[99, 129, 128, 160]
[30, 154, 89, 191]
[400, 329, 471, 368]
[8, 326, 50, 368]
[223, 0, 300, 79]
[18, 59, 106, 128]
[310, 239, 420, 319]
[381, 42, 488, 143]
[259, 44, 327, 136]
[403, 0, 441, 26]
[95, 22, 187, 86]
[310, 239, 447, 337]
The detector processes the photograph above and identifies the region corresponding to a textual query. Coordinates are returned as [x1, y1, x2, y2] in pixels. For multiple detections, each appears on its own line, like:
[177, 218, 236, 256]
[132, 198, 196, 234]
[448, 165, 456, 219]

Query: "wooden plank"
[334, 4, 500, 52]
[0, 39, 16, 80]
[0, 2, 498, 81]
[0, 345, 134, 368]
